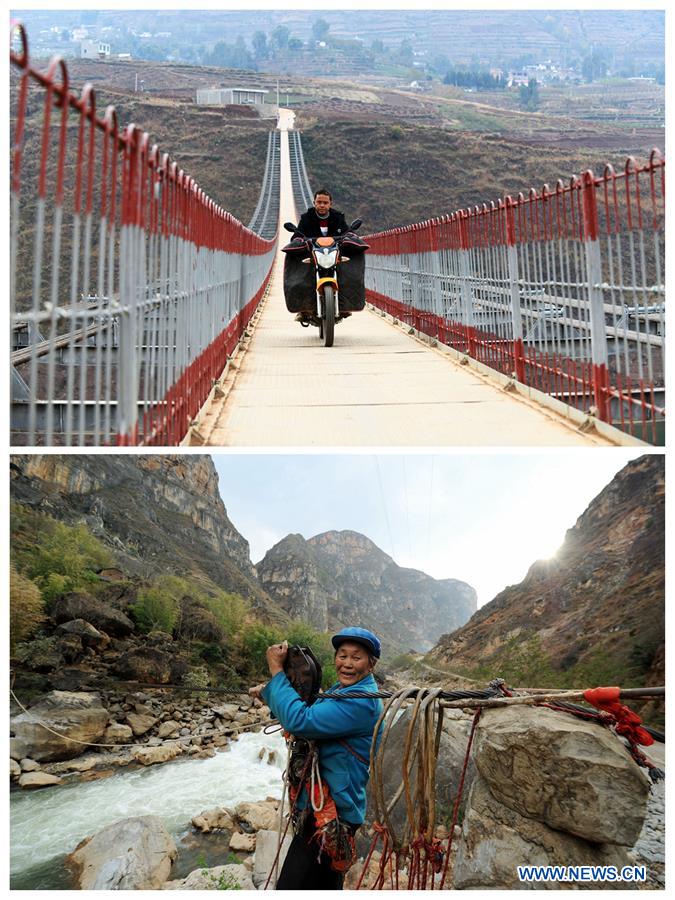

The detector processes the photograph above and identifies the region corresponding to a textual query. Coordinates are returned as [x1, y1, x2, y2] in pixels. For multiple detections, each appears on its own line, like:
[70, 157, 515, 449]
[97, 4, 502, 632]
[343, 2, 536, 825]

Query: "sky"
[213, 449, 648, 608]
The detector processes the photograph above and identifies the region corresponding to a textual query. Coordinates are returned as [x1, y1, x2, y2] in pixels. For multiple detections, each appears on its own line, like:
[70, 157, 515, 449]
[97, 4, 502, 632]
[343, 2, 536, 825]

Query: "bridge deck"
[191, 113, 615, 448]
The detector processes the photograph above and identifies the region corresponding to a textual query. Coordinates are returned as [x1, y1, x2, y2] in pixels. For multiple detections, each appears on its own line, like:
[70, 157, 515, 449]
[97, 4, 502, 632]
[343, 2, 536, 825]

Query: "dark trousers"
[276, 821, 345, 891]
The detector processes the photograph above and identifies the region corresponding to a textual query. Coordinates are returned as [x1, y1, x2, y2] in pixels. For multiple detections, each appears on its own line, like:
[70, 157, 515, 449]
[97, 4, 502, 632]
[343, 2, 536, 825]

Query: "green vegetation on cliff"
[10, 502, 337, 692]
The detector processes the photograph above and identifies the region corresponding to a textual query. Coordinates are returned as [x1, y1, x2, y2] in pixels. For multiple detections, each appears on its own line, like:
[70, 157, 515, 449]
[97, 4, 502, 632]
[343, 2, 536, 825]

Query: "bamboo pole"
[439, 686, 665, 710]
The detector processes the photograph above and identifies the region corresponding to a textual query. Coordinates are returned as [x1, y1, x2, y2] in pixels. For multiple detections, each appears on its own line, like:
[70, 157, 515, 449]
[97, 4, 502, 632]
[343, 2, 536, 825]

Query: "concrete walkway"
[192, 112, 617, 448]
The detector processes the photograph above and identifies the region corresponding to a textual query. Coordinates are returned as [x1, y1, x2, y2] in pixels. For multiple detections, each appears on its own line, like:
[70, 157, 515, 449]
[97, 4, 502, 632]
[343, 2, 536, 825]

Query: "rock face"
[453, 705, 650, 888]
[66, 815, 177, 889]
[257, 530, 477, 652]
[10, 691, 109, 762]
[10, 455, 281, 619]
[428, 455, 665, 685]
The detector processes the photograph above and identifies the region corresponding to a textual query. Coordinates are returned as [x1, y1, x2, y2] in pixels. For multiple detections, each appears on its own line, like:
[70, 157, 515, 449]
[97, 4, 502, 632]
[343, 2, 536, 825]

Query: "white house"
[196, 88, 269, 106]
[80, 40, 111, 60]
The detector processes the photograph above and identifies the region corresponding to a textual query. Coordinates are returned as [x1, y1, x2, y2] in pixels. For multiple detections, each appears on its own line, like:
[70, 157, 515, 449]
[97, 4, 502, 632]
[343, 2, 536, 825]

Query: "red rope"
[583, 687, 654, 747]
[438, 707, 482, 890]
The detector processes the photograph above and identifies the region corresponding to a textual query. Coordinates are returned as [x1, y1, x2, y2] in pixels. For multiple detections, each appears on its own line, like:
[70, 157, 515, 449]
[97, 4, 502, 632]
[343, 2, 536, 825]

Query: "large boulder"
[253, 829, 292, 889]
[57, 619, 110, 649]
[66, 815, 177, 889]
[51, 593, 134, 637]
[114, 648, 186, 684]
[10, 691, 109, 762]
[454, 776, 632, 889]
[163, 864, 254, 890]
[472, 706, 650, 845]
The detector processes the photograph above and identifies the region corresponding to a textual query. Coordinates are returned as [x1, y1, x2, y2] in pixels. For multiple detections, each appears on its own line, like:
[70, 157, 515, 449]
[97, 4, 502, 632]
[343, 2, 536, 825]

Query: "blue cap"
[331, 627, 381, 659]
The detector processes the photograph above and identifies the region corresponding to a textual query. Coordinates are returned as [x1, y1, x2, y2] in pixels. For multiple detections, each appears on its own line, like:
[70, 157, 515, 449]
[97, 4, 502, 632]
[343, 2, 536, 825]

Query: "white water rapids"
[10, 730, 287, 886]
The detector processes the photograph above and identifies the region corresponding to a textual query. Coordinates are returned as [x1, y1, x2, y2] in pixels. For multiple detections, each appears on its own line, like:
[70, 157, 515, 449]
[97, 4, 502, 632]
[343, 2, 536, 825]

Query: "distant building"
[117, 53, 132, 60]
[507, 73, 529, 88]
[81, 40, 111, 60]
[196, 88, 269, 106]
[71, 26, 89, 41]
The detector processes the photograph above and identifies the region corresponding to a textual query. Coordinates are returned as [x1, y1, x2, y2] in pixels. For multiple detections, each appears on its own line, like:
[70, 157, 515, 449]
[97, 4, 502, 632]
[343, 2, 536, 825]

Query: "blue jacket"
[262, 671, 382, 825]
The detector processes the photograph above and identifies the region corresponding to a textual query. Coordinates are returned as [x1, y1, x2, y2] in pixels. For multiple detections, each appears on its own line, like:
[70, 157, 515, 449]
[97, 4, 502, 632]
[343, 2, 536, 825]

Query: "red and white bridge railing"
[365, 152, 665, 444]
[10, 23, 276, 446]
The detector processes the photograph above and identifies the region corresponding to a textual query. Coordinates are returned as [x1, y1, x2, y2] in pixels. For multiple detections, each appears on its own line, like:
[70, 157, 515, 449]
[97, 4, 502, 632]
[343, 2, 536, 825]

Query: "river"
[10, 730, 287, 889]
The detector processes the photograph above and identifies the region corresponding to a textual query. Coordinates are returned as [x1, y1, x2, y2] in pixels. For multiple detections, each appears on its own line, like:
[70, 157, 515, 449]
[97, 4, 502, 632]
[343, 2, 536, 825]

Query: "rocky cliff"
[10, 455, 280, 618]
[256, 529, 477, 652]
[427, 455, 665, 686]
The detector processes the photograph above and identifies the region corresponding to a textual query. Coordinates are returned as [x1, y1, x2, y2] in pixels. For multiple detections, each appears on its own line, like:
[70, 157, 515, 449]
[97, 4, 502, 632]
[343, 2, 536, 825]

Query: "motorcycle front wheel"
[322, 285, 335, 347]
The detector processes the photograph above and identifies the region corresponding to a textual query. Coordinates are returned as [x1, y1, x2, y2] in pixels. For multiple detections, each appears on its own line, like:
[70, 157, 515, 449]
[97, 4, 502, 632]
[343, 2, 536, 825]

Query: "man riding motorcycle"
[298, 188, 350, 240]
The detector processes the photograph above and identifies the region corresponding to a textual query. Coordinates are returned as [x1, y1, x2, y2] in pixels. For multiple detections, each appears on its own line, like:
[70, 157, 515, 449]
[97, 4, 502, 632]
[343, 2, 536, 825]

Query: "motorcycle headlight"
[316, 250, 338, 268]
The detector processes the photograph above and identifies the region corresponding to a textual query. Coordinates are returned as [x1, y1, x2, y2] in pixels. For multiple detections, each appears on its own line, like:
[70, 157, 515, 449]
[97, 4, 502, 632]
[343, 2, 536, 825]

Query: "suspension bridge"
[10, 25, 665, 446]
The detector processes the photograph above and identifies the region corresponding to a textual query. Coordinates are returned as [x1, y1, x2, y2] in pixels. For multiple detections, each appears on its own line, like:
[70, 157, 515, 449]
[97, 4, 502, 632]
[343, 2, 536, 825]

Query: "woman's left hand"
[266, 640, 288, 676]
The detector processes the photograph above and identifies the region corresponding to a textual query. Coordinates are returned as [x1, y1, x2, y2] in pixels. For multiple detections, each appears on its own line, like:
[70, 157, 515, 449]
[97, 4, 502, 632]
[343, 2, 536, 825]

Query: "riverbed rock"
[126, 712, 158, 736]
[229, 831, 256, 852]
[133, 742, 183, 766]
[234, 800, 279, 832]
[157, 720, 180, 739]
[67, 815, 177, 889]
[19, 771, 62, 789]
[191, 807, 235, 833]
[162, 864, 254, 890]
[45, 749, 135, 775]
[10, 759, 21, 779]
[211, 703, 240, 721]
[454, 775, 632, 889]
[472, 706, 650, 845]
[103, 722, 133, 744]
[51, 593, 134, 637]
[20, 757, 41, 772]
[10, 691, 109, 762]
[253, 829, 292, 889]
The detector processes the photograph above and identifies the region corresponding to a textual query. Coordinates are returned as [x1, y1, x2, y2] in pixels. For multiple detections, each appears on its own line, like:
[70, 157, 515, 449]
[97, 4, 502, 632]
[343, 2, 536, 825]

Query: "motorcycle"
[281, 219, 368, 348]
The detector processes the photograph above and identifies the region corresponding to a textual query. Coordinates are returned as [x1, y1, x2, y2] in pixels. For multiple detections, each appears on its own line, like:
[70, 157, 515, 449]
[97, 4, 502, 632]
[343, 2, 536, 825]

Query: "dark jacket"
[261, 670, 382, 825]
[297, 206, 349, 238]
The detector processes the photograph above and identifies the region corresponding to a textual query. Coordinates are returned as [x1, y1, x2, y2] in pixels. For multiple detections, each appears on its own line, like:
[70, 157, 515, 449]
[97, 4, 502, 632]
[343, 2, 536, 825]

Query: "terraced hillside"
[298, 122, 656, 233]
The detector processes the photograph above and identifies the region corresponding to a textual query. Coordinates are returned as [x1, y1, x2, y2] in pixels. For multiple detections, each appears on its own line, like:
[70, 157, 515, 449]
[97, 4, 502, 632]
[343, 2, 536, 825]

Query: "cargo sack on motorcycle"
[283, 645, 323, 705]
[337, 253, 366, 312]
[341, 232, 370, 255]
[281, 237, 308, 256]
[283, 255, 316, 313]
